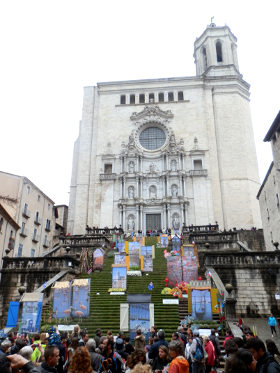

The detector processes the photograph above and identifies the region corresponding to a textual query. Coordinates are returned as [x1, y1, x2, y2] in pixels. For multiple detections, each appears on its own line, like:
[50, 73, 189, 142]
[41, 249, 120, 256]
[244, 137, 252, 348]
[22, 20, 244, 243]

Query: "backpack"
[193, 338, 204, 361]
[262, 355, 280, 373]
[100, 352, 125, 373]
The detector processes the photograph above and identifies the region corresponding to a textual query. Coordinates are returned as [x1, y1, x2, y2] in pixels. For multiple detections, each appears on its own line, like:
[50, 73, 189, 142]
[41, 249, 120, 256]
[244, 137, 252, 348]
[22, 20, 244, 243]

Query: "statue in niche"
[128, 161, 135, 173]
[127, 215, 135, 230]
[171, 159, 177, 171]
[171, 185, 178, 197]
[172, 214, 180, 230]
[149, 163, 156, 173]
[149, 185, 157, 199]
[128, 186, 134, 199]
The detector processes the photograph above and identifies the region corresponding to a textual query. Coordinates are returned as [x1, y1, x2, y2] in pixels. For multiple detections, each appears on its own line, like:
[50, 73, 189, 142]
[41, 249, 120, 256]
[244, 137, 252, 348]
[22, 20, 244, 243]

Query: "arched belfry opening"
[202, 47, 207, 71]
[216, 41, 223, 62]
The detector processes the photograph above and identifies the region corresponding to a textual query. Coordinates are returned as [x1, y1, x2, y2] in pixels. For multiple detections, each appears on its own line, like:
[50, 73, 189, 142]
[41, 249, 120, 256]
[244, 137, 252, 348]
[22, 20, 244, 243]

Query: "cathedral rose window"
[139, 126, 166, 150]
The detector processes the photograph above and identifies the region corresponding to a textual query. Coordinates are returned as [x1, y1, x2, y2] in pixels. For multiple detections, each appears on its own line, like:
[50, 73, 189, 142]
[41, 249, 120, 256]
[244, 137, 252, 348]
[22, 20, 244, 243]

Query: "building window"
[26, 185, 30, 194]
[46, 219, 51, 231]
[120, 95, 126, 105]
[130, 94, 135, 104]
[194, 159, 203, 169]
[18, 244, 23, 257]
[104, 164, 112, 174]
[158, 93, 164, 102]
[48, 203, 50, 210]
[216, 41, 223, 62]
[139, 94, 145, 104]
[30, 248, 35, 257]
[37, 194, 41, 202]
[149, 93, 155, 103]
[23, 203, 28, 214]
[178, 91, 184, 101]
[0, 217, 3, 232]
[168, 92, 174, 102]
[139, 127, 166, 150]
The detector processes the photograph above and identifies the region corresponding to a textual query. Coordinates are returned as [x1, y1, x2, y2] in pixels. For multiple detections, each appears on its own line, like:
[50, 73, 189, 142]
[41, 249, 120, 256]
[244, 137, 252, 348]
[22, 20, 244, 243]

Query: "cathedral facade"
[68, 23, 262, 234]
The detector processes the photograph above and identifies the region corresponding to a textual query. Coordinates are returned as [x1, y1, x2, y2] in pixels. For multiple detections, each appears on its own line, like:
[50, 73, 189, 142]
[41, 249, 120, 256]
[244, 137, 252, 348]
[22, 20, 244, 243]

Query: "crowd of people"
[1, 323, 280, 373]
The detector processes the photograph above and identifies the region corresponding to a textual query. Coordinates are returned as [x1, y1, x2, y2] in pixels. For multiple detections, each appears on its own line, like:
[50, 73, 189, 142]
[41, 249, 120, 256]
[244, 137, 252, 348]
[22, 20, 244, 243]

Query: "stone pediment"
[130, 105, 173, 125]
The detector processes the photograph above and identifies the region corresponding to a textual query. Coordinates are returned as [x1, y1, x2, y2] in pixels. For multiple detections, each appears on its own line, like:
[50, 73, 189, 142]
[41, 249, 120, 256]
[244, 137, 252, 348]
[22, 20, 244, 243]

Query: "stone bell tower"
[194, 22, 240, 77]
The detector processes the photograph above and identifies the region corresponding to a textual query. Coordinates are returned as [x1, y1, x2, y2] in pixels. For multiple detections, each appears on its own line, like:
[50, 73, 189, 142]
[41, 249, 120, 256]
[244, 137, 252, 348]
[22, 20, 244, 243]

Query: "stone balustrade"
[1, 256, 80, 273]
[204, 251, 280, 268]
[189, 231, 238, 243]
[183, 224, 219, 233]
[60, 234, 110, 247]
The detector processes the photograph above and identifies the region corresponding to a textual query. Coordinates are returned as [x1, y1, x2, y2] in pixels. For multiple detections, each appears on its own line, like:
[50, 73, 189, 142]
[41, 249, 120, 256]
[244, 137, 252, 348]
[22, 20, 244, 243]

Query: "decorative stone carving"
[171, 184, 178, 197]
[172, 213, 180, 230]
[149, 185, 157, 199]
[128, 186, 135, 199]
[130, 106, 173, 121]
[128, 161, 135, 173]
[127, 215, 135, 230]
[170, 159, 177, 171]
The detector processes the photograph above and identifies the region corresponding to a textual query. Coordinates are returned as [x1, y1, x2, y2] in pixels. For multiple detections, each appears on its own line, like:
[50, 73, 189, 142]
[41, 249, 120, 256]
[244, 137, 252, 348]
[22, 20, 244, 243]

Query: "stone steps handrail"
[40, 243, 60, 257]
[60, 235, 110, 246]
[205, 266, 229, 299]
[189, 232, 238, 243]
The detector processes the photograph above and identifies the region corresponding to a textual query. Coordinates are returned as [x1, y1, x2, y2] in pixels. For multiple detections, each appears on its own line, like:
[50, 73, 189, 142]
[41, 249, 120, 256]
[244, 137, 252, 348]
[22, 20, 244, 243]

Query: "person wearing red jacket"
[203, 337, 215, 373]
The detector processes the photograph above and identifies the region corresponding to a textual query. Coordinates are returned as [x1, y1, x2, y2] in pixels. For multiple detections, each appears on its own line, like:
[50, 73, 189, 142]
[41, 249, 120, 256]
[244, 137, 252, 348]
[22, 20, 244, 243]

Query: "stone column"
[124, 156, 127, 173]
[140, 205, 143, 231]
[162, 206, 166, 230]
[166, 176, 170, 197]
[181, 176, 185, 197]
[136, 204, 139, 231]
[123, 177, 126, 199]
[166, 154, 169, 171]
[136, 177, 139, 198]
[123, 206, 126, 230]
[119, 207, 122, 226]
[167, 204, 171, 229]
[180, 204, 184, 228]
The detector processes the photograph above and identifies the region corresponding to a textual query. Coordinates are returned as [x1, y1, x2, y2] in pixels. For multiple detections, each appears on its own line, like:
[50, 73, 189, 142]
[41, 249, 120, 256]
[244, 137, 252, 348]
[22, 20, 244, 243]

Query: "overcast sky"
[0, 0, 279, 205]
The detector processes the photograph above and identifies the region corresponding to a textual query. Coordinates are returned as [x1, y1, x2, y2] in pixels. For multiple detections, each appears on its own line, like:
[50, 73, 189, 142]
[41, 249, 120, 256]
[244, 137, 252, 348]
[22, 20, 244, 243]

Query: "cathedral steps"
[77, 238, 179, 338]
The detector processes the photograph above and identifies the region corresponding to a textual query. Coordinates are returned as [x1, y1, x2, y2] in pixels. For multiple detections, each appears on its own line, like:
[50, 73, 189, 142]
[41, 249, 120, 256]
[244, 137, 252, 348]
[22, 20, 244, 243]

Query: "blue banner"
[53, 283, 71, 319]
[20, 301, 42, 333]
[6, 302, 19, 328]
[72, 279, 90, 318]
[129, 303, 150, 340]
[192, 289, 212, 321]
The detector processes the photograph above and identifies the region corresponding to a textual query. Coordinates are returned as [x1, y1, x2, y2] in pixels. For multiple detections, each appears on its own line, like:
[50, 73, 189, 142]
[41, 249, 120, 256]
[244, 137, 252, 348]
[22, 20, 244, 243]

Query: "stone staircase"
[77, 238, 179, 339]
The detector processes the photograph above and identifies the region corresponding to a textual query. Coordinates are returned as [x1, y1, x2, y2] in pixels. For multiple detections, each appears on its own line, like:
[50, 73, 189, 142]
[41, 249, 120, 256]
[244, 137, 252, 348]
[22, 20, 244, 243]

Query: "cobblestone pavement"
[244, 317, 280, 347]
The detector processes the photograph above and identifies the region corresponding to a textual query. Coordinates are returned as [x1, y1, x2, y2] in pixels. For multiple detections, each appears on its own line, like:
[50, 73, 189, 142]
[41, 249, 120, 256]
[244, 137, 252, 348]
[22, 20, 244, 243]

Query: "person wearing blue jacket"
[268, 314, 277, 337]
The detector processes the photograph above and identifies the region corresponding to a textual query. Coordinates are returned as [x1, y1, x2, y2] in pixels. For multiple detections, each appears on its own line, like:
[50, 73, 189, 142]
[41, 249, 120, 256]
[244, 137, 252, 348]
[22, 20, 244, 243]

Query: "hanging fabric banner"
[20, 294, 43, 333]
[112, 265, 127, 290]
[53, 282, 71, 319]
[72, 279, 90, 318]
[191, 289, 212, 320]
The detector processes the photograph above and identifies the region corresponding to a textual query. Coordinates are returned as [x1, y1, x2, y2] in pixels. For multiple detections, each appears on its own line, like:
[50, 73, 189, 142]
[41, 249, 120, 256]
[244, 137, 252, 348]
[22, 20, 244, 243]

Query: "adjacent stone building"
[257, 111, 280, 250]
[0, 171, 56, 257]
[0, 203, 20, 264]
[68, 23, 262, 235]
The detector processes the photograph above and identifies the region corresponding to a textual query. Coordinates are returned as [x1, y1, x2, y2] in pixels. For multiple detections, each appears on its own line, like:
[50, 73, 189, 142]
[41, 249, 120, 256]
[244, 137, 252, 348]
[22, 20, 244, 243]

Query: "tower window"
[216, 41, 223, 62]
[168, 92, 174, 102]
[120, 95, 126, 105]
[149, 93, 154, 103]
[158, 93, 164, 102]
[178, 91, 184, 101]
[139, 94, 145, 104]
[130, 94, 135, 104]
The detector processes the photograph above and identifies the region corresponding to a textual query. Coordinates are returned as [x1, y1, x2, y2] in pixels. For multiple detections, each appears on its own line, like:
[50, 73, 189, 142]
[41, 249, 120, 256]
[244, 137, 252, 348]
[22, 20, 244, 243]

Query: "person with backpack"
[189, 330, 205, 373]
[99, 339, 124, 373]
[246, 337, 280, 373]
